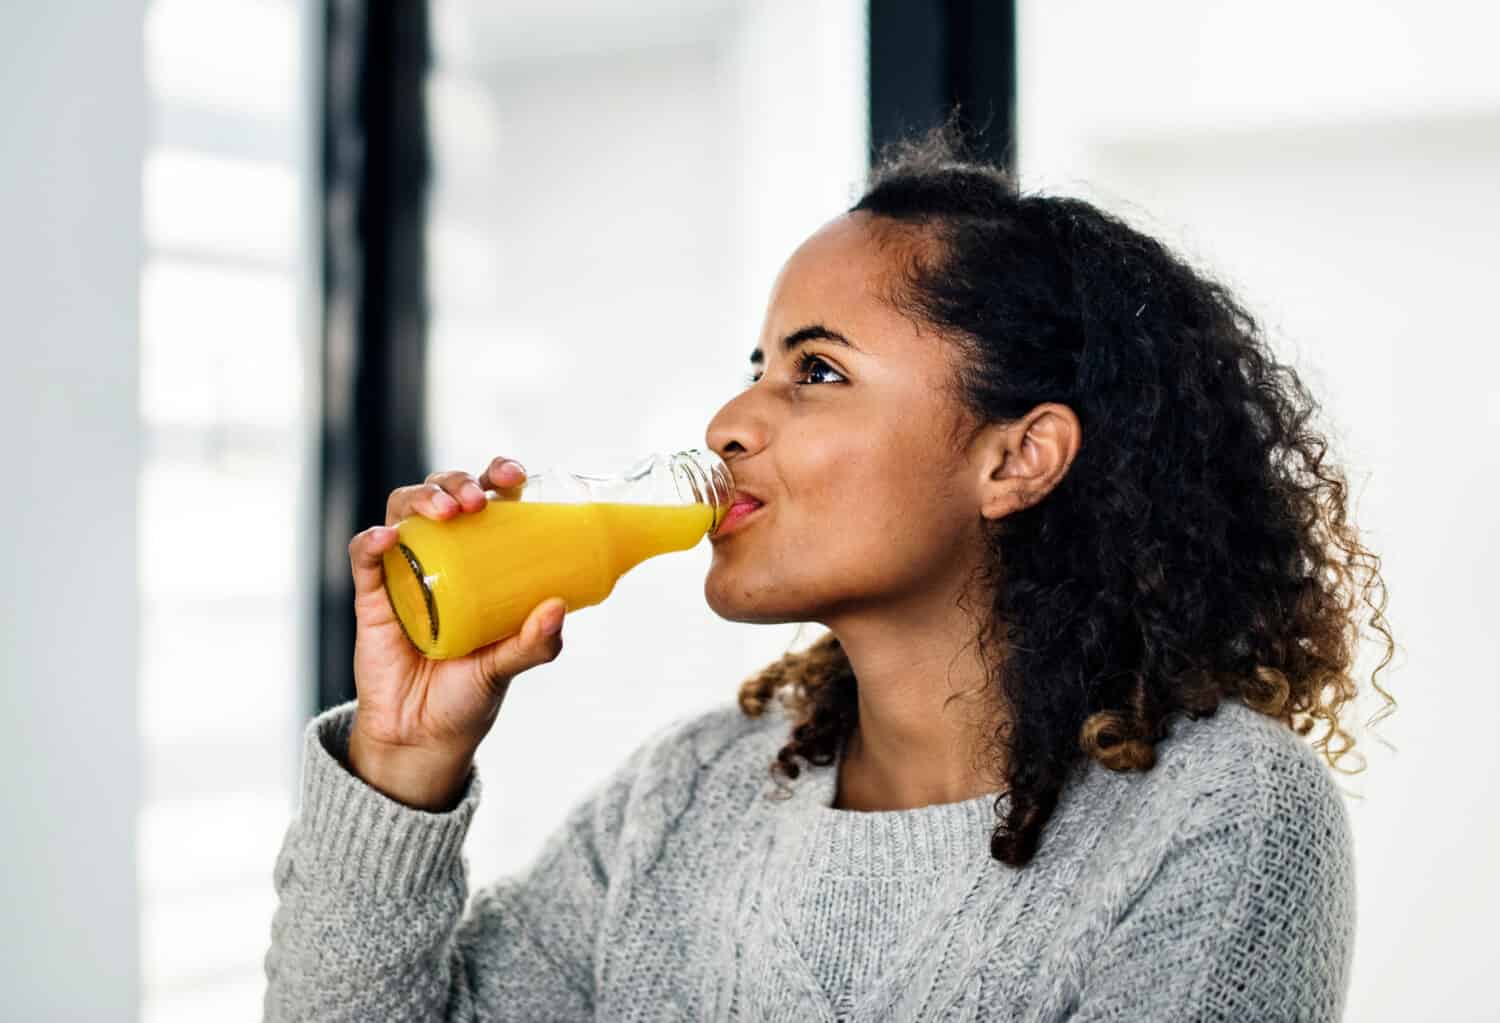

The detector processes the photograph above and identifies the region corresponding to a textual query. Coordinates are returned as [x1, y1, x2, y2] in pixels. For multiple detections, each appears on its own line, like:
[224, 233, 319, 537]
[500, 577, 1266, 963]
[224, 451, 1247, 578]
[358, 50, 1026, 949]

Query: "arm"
[1062, 750, 1358, 1022]
[262, 700, 648, 1022]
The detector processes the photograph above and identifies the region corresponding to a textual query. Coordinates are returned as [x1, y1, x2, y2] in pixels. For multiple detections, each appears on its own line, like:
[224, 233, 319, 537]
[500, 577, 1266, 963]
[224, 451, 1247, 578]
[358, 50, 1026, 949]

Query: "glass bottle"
[381, 448, 733, 659]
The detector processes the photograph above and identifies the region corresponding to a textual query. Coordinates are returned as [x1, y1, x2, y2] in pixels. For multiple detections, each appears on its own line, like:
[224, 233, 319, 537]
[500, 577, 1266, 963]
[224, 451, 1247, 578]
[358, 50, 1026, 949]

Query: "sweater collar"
[771, 731, 1010, 878]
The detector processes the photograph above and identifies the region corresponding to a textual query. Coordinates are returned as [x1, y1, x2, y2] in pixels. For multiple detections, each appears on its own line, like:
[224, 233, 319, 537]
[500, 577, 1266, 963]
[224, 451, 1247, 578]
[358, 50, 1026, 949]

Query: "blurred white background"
[1, 0, 1491, 1019]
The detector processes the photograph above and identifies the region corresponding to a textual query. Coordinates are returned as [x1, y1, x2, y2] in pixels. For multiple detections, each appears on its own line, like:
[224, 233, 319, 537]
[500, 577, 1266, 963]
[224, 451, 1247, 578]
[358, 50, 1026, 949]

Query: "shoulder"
[626, 698, 789, 784]
[558, 698, 789, 869]
[597, 697, 789, 813]
[1098, 698, 1358, 904]
[1152, 698, 1354, 836]
[1056, 701, 1359, 1020]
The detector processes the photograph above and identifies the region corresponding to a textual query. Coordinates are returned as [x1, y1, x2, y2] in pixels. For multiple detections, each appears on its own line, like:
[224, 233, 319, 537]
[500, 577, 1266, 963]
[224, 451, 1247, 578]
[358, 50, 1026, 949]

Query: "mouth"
[712, 498, 764, 539]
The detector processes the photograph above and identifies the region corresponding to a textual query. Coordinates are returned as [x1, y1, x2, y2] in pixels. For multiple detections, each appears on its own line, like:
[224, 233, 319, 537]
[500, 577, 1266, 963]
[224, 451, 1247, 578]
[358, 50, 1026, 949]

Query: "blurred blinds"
[138, 1, 316, 1020]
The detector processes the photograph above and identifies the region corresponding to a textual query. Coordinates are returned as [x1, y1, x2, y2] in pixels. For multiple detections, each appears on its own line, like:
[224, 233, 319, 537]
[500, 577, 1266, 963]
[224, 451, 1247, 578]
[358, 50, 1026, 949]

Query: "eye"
[743, 351, 847, 389]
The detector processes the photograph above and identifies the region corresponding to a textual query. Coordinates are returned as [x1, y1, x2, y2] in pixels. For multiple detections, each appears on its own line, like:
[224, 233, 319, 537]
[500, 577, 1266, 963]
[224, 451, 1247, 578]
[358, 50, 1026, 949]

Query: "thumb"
[473, 597, 567, 690]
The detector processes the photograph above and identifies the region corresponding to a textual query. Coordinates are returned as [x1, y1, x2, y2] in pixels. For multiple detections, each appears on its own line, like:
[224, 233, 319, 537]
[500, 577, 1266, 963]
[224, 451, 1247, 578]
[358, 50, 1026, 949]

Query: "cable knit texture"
[262, 695, 1356, 1021]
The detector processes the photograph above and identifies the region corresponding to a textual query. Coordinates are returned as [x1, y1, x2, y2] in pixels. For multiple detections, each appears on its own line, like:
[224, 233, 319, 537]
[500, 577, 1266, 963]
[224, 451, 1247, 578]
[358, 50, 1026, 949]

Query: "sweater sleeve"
[1061, 745, 1358, 1023]
[262, 699, 653, 1022]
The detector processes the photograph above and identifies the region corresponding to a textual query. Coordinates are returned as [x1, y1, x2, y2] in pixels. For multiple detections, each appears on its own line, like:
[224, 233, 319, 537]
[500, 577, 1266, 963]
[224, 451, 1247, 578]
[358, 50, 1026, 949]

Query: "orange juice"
[382, 498, 716, 660]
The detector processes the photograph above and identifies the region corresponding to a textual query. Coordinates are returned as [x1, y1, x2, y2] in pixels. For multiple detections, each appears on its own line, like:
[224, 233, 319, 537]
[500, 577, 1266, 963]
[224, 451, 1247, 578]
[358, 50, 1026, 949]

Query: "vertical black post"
[318, 0, 432, 712]
[868, 0, 1017, 173]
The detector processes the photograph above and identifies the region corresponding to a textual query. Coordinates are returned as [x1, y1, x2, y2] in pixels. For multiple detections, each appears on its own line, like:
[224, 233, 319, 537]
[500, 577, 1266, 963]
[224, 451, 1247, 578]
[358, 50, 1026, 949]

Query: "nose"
[705, 387, 767, 464]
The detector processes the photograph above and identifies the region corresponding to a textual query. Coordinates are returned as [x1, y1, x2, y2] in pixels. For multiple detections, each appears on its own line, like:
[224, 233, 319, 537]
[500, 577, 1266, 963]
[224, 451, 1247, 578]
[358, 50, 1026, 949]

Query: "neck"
[822, 579, 1009, 812]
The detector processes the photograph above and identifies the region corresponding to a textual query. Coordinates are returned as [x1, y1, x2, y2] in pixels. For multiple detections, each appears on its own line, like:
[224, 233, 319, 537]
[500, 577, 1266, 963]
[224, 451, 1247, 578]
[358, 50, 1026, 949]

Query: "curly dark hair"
[735, 118, 1398, 869]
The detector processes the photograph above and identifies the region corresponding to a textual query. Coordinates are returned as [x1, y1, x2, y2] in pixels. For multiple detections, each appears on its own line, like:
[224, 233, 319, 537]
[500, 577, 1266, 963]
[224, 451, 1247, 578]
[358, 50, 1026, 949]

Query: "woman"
[264, 123, 1394, 1022]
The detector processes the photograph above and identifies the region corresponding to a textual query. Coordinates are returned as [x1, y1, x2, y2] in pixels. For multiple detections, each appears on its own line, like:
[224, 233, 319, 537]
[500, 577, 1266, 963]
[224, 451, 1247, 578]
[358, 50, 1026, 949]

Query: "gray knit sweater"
[262, 695, 1356, 1022]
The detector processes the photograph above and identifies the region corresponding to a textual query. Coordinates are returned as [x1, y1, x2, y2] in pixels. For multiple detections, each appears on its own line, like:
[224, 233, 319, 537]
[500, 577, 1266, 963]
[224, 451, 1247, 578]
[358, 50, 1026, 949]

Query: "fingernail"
[504, 460, 526, 477]
[541, 606, 564, 636]
[435, 492, 458, 511]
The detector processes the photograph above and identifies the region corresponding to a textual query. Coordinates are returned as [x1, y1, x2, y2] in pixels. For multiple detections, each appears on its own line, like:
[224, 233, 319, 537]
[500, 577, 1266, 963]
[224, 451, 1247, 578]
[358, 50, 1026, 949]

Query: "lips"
[714, 495, 764, 537]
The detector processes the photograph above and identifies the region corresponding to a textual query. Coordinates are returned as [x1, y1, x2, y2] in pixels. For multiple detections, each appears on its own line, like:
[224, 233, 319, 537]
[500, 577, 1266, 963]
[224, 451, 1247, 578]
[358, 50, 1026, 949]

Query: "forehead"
[763, 213, 965, 374]
[768, 212, 894, 313]
[760, 212, 945, 363]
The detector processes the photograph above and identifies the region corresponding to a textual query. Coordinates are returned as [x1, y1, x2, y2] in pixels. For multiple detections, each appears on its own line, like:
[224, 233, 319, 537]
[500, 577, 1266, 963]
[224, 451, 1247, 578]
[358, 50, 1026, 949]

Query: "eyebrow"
[749, 324, 858, 366]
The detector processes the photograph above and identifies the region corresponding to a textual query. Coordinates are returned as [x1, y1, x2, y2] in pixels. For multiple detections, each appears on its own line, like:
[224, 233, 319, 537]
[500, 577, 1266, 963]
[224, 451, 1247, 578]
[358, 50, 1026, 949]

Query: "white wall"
[1018, 3, 1499, 1019]
[0, 1, 146, 1018]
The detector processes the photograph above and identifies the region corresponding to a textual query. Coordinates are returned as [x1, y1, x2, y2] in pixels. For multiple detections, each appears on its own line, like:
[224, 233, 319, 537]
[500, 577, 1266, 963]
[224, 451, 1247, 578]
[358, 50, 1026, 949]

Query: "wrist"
[345, 726, 476, 813]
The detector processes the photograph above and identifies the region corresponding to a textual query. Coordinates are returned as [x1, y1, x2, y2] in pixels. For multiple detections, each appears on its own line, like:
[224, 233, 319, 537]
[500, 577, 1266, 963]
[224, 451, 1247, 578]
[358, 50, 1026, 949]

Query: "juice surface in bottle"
[382, 498, 716, 660]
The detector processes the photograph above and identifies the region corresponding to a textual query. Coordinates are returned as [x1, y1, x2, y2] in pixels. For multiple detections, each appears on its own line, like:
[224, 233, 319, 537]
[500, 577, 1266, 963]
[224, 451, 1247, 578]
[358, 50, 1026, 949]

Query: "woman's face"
[703, 212, 987, 625]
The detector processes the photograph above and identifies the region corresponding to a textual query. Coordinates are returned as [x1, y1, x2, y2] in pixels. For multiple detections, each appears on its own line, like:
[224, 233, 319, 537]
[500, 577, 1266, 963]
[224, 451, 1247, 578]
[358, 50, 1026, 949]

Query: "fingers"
[472, 596, 567, 692]
[385, 458, 528, 527]
[476, 456, 527, 493]
[353, 455, 535, 633]
[348, 524, 399, 601]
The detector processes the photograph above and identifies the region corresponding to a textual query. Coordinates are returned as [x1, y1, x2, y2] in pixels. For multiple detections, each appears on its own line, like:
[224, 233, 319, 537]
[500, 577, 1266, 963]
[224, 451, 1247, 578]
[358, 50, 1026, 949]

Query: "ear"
[973, 403, 1081, 521]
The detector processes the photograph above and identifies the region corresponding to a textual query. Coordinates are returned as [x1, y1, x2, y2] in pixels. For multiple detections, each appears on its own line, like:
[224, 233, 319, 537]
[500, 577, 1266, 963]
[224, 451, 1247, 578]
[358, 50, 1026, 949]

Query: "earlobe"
[981, 482, 1034, 521]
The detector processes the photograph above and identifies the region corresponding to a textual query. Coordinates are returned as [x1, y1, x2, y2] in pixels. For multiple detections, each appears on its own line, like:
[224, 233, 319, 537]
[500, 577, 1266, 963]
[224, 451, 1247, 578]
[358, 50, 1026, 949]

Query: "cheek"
[703, 415, 974, 617]
[791, 439, 964, 571]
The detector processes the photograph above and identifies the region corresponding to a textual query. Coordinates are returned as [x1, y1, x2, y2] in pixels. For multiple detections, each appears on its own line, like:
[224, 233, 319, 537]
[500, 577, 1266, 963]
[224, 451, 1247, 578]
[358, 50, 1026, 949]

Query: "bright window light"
[140, 259, 300, 429]
[143, 149, 299, 265]
[146, 0, 299, 118]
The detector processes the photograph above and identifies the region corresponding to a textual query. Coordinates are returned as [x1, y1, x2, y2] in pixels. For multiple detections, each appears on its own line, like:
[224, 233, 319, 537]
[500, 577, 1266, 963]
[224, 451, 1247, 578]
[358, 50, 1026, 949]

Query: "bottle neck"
[669, 449, 734, 535]
[598, 501, 717, 580]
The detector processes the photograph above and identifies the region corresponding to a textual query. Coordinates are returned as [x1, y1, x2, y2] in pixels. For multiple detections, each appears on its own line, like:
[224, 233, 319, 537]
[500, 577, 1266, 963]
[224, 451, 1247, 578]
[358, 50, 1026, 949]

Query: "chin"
[702, 572, 804, 625]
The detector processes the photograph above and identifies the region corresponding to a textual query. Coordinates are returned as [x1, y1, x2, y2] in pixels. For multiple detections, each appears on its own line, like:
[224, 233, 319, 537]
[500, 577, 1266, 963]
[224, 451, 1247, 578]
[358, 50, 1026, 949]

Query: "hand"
[343, 456, 566, 807]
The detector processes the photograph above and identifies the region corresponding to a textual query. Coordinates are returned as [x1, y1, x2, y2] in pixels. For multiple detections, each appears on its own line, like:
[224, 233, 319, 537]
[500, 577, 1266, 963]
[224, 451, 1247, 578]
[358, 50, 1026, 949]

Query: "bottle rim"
[672, 448, 734, 535]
